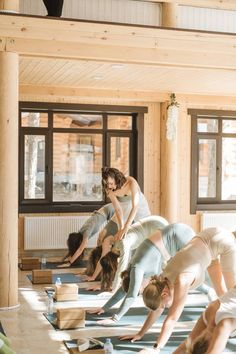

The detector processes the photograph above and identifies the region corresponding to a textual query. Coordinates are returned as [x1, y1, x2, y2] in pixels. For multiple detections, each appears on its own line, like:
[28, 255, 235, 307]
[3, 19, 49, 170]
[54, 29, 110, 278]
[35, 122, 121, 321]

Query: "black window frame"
[189, 109, 236, 213]
[19, 102, 147, 213]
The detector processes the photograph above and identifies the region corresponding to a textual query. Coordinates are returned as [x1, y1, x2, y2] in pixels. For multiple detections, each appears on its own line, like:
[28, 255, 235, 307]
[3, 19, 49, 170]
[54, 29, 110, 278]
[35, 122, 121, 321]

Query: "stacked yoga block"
[57, 308, 85, 329]
[21, 257, 40, 270]
[55, 284, 78, 301]
[32, 270, 52, 284]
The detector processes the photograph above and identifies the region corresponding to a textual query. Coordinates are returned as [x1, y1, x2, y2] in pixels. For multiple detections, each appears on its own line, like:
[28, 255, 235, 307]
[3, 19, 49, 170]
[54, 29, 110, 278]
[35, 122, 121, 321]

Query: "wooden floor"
[0, 264, 236, 354]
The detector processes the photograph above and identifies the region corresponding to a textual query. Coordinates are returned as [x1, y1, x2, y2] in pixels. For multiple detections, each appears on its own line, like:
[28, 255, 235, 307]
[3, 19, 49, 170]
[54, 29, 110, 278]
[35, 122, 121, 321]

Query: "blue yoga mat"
[27, 273, 83, 284]
[64, 332, 236, 353]
[20, 259, 87, 271]
[45, 287, 107, 302]
[44, 304, 205, 330]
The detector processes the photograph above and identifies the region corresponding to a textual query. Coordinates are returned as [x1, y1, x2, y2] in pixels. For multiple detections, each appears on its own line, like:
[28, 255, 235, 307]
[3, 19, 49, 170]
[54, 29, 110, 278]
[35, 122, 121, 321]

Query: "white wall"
[180, 5, 236, 33]
[20, 0, 161, 26]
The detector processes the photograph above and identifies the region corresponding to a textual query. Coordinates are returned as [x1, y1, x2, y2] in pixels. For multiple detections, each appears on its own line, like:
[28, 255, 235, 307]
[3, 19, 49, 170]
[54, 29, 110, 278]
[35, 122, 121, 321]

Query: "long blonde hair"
[142, 275, 168, 310]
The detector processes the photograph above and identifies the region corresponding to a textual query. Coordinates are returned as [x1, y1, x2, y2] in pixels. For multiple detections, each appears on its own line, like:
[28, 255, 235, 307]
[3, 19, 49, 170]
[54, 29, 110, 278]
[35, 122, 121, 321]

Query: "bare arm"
[206, 318, 236, 354]
[121, 178, 140, 235]
[108, 191, 124, 230]
[120, 307, 164, 342]
[154, 273, 193, 349]
[87, 236, 112, 281]
[69, 237, 88, 264]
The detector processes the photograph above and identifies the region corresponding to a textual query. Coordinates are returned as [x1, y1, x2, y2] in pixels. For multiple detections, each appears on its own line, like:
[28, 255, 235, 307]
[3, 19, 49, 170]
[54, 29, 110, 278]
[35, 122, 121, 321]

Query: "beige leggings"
[198, 227, 236, 293]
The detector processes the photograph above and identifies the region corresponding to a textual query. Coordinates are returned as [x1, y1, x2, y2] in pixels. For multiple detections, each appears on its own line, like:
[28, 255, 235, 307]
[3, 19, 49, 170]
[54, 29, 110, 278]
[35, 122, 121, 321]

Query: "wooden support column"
[0, 0, 19, 12]
[0, 0, 19, 309]
[162, 2, 179, 27]
[160, 102, 178, 223]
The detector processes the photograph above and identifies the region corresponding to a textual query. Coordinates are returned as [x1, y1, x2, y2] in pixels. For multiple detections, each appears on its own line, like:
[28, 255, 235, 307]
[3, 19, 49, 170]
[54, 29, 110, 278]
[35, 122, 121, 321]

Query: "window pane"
[108, 115, 132, 130]
[222, 138, 236, 200]
[53, 133, 103, 201]
[53, 113, 102, 129]
[21, 112, 48, 127]
[24, 135, 45, 199]
[110, 137, 129, 175]
[198, 139, 216, 198]
[222, 120, 236, 133]
[197, 118, 218, 133]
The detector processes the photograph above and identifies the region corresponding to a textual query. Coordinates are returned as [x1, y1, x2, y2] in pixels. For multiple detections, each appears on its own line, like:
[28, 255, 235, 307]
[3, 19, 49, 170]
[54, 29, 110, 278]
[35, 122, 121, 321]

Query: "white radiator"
[24, 216, 103, 250]
[201, 212, 236, 231]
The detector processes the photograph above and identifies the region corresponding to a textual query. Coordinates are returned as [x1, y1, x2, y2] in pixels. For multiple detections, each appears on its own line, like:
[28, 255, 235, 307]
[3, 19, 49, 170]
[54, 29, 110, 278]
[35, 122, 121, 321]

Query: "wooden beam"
[20, 84, 236, 104]
[148, 0, 236, 11]
[4, 37, 236, 70]
[1, 15, 236, 70]
[20, 84, 169, 102]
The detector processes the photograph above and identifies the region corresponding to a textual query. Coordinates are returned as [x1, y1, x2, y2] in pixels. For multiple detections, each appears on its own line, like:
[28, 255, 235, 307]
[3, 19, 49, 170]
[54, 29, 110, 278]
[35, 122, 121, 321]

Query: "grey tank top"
[80, 203, 114, 239]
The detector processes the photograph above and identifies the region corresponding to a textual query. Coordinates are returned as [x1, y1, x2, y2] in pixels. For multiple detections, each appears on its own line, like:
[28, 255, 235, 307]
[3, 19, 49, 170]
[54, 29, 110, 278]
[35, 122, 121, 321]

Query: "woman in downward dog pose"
[126, 227, 236, 353]
[173, 285, 236, 354]
[85, 215, 168, 285]
[59, 203, 116, 267]
[84, 167, 151, 282]
[88, 223, 203, 323]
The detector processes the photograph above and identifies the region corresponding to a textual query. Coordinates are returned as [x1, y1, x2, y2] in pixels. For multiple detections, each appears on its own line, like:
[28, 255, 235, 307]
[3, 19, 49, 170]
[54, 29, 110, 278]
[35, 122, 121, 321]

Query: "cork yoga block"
[55, 283, 78, 295]
[55, 283, 79, 301]
[57, 307, 85, 321]
[57, 318, 85, 330]
[21, 257, 40, 270]
[32, 269, 52, 284]
[57, 307, 85, 329]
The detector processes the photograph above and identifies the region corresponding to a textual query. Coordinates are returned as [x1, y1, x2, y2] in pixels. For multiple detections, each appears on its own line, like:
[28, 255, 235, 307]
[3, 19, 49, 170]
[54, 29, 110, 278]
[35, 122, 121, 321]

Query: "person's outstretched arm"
[115, 177, 140, 241]
[112, 268, 144, 322]
[69, 237, 88, 264]
[143, 273, 193, 352]
[85, 236, 112, 281]
[120, 307, 165, 342]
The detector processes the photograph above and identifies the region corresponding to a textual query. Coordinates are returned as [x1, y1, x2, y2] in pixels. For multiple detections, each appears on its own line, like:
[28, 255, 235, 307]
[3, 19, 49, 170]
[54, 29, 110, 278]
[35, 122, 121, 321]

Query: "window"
[19, 103, 146, 213]
[190, 109, 236, 213]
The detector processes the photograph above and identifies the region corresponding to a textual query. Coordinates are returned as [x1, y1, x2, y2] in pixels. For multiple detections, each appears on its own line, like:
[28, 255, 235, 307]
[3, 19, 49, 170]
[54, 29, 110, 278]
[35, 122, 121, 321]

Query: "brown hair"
[101, 167, 127, 192]
[142, 276, 167, 310]
[64, 232, 84, 265]
[100, 251, 119, 291]
[86, 246, 102, 279]
[121, 269, 130, 293]
[192, 338, 209, 354]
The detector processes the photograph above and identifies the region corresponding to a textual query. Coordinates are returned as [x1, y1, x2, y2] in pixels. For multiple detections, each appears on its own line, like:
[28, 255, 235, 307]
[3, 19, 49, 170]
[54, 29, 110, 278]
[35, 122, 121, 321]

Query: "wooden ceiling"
[1, 12, 236, 98]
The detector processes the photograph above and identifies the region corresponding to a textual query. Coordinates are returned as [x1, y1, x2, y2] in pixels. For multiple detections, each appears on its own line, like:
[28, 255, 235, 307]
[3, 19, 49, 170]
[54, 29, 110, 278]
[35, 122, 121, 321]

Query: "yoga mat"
[44, 304, 205, 330]
[46, 287, 106, 297]
[64, 332, 236, 353]
[19, 259, 87, 271]
[27, 273, 83, 284]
